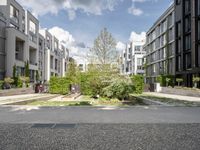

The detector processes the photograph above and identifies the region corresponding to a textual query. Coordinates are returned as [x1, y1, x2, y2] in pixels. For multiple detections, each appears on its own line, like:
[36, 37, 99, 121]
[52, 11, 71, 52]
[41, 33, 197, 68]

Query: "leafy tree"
[12, 64, 17, 86]
[91, 28, 117, 65]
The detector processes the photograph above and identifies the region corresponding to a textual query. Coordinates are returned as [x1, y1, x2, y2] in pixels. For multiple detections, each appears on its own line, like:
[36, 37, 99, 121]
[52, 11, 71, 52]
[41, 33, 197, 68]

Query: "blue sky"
[17, 0, 173, 60]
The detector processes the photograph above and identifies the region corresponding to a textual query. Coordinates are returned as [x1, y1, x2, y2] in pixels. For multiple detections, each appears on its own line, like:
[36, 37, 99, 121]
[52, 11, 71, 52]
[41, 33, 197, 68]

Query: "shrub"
[0, 80, 4, 89]
[102, 77, 133, 100]
[131, 75, 144, 94]
[4, 77, 14, 84]
[157, 75, 175, 87]
[49, 76, 70, 94]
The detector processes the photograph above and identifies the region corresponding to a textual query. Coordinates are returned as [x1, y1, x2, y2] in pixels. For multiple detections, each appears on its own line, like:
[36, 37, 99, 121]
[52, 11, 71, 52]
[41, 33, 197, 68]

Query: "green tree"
[91, 28, 117, 65]
[25, 60, 30, 77]
[12, 64, 17, 86]
[36, 70, 40, 82]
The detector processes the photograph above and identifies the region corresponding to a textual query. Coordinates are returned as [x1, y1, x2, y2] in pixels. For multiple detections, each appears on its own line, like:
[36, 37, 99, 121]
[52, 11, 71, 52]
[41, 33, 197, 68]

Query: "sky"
[17, 0, 173, 63]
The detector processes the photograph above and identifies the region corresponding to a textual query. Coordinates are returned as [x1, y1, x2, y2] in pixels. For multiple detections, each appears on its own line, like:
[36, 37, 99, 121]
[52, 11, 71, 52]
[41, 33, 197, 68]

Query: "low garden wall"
[0, 87, 34, 96]
[160, 87, 200, 97]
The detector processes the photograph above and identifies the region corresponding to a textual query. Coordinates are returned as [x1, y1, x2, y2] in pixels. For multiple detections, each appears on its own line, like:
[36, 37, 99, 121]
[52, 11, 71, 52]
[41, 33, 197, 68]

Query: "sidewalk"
[0, 94, 59, 105]
[144, 92, 200, 102]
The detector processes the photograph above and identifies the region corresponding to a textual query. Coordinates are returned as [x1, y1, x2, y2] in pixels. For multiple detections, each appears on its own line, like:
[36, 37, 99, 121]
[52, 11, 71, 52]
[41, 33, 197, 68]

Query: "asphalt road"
[0, 106, 200, 150]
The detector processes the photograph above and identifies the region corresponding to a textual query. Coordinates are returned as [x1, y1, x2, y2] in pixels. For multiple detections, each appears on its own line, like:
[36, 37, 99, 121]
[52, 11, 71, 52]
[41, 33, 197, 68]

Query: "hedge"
[131, 75, 144, 94]
[49, 77, 70, 94]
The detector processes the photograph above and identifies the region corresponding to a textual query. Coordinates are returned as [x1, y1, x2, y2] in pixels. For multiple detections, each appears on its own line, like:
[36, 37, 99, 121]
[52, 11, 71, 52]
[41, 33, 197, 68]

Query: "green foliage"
[193, 77, 200, 83]
[0, 80, 4, 89]
[12, 65, 18, 86]
[4, 77, 14, 84]
[157, 75, 175, 87]
[36, 70, 39, 82]
[91, 28, 117, 64]
[20, 76, 30, 87]
[131, 75, 144, 94]
[25, 61, 30, 77]
[49, 76, 70, 95]
[102, 77, 133, 100]
[176, 78, 183, 86]
[17, 76, 23, 88]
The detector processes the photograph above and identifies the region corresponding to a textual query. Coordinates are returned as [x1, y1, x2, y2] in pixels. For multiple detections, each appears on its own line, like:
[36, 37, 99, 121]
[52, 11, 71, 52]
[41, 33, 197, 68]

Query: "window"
[29, 20, 36, 34]
[10, 5, 19, 23]
[198, 45, 200, 66]
[176, 0, 181, 5]
[176, 56, 181, 71]
[198, 0, 200, 15]
[198, 20, 200, 40]
[184, 16, 191, 32]
[177, 39, 181, 53]
[176, 21, 181, 37]
[184, 0, 191, 14]
[185, 53, 191, 69]
[185, 34, 191, 50]
[137, 58, 143, 66]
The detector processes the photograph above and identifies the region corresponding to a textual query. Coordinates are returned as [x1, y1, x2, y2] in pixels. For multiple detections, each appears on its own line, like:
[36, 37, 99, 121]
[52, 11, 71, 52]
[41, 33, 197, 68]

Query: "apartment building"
[0, 0, 69, 82]
[145, 4, 175, 84]
[175, 0, 200, 87]
[121, 40, 146, 75]
[40, 30, 69, 81]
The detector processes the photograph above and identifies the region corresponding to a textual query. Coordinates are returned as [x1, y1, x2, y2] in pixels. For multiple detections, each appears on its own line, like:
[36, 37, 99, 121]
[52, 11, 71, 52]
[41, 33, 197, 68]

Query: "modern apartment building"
[175, 0, 200, 87]
[121, 40, 146, 75]
[40, 30, 69, 81]
[145, 4, 175, 84]
[0, 0, 69, 82]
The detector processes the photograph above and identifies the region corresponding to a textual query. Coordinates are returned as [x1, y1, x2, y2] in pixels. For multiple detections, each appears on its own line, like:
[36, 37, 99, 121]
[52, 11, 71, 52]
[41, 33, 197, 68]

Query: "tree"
[13, 64, 17, 86]
[91, 28, 117, 65]
[36, 70, 39, 82]
[25, 60, 30, 77]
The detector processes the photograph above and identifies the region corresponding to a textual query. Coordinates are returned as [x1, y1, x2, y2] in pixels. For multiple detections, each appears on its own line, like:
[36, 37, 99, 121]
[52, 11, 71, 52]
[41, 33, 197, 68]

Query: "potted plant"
[176, 78, 183, 87]
[166, 78, 171, 87]
[192, 76, 200, 88]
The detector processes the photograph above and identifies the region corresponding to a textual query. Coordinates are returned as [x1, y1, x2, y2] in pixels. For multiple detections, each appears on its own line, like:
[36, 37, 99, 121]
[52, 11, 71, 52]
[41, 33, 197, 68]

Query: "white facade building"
[121, 38, 146, 75]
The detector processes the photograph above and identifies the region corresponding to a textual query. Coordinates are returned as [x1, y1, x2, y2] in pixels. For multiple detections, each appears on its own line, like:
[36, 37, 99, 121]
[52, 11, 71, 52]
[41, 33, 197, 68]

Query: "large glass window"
[10, 5, 19, 23]
[185, 34, 191, 50]
[184, 0, 191, 14]
[185, 53, 191, 69]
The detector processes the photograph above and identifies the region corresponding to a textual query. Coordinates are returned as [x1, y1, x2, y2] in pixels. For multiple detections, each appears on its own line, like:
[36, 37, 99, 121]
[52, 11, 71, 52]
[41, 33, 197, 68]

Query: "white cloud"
[128, 7, 143, 16]
[128, 0, 159, 16]
[129, 31, 146, 42]
[46, 26, 89, 64]
[16, 0, 121, 20]
[116, 41, 126, 51]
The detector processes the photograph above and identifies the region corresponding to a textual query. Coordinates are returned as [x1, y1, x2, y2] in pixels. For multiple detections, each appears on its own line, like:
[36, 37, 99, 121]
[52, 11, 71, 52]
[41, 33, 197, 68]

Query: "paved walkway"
[0, 94, 59, 105]
[144, 92, 200, 102]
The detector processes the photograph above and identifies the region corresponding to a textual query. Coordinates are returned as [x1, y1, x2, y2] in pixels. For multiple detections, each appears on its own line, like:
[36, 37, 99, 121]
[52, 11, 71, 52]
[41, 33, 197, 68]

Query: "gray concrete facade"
[145, 4, 175, 84]
[0, 0, 69, 81]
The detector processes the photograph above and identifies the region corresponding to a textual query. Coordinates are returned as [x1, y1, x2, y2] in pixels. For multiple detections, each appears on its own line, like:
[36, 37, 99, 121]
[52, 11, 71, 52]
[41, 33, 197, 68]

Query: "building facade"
[145, 4, 175, 84]
[175, 0, 200, 87]
[0, 0, 69, 82]
[121, 40, 146, 75]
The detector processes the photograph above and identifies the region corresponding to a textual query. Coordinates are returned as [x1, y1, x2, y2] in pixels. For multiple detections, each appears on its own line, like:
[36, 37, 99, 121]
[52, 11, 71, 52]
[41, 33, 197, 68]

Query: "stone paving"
[144, 92, 200, 102]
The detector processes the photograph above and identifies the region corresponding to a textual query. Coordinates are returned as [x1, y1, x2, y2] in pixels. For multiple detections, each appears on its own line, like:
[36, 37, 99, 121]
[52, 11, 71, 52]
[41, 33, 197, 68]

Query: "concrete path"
[144, 92, 200, 102]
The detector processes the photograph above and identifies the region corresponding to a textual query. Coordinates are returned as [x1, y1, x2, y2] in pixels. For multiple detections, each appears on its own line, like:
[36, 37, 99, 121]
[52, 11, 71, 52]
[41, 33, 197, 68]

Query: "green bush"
[157, 75, 175, 87]
[49, 76, 70, 94]
[0, 80, 4, 89]
[17, 76, 23, 88]
[131, 75, 144, 94]
[102, 77, 133, 100]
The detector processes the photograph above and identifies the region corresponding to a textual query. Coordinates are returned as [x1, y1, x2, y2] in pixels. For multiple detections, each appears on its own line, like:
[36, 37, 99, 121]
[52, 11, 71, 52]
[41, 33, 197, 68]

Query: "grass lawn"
[135, 94, 200, 107]
[23, 95, 145, 107]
